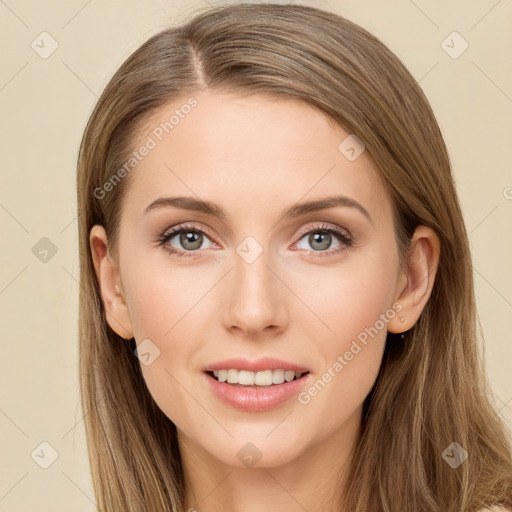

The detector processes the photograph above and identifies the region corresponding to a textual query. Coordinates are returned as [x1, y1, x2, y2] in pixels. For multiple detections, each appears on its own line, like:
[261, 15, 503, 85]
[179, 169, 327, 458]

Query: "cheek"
[121, 258, 215, 426]
[300, 245, 398, 347]
[294, 248, 398, 427]
[328, 271, 396, 346]
[123, 254, 209, 341]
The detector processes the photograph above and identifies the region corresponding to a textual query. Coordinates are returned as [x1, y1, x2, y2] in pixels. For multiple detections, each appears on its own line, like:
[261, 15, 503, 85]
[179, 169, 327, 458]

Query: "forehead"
[120, 90, 390, 226]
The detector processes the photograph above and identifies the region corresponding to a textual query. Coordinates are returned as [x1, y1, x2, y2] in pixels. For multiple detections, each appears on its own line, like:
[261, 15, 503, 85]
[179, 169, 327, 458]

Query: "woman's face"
[96, 90, 408, 468]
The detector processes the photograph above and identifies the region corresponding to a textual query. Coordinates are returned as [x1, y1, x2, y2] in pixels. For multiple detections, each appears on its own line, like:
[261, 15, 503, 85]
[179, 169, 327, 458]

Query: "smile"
[204, 370, 312, 412]
[208, 369, 309, 386]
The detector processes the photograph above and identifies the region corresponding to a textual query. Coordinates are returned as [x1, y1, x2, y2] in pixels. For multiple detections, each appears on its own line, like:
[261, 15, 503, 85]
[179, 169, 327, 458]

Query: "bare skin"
[90, 90, 440, 512]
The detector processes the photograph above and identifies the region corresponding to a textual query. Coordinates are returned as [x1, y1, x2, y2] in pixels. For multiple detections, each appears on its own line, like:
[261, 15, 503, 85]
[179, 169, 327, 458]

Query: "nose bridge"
[222, 237, 287, 334]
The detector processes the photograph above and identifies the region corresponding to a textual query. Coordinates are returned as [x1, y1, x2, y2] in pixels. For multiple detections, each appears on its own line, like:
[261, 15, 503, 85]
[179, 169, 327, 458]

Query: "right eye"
[157, 225, 216, 257]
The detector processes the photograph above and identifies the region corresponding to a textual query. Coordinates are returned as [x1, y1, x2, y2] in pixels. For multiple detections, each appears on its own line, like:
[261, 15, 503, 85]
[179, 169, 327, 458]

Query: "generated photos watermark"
[94, 97, 198, 200]
[298, 301, 403, 405]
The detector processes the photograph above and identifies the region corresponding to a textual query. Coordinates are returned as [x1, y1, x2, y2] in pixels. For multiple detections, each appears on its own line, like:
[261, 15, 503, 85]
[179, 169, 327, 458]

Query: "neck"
[178, 407, 361, 512]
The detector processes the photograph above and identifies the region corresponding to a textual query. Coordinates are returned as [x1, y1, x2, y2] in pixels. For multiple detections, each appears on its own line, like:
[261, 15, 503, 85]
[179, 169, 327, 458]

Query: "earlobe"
[89, 225, 134, 340]
[387, 225, 441, 334]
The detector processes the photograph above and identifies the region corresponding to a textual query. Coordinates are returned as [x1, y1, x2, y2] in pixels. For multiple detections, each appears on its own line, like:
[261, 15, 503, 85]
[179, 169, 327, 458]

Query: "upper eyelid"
[162, 223, 217, 242]
[296, 223, 351, 238]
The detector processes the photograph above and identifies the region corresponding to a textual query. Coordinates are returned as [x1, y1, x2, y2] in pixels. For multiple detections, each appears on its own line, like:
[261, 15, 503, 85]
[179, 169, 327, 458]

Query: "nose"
[222, 247, 289, 338]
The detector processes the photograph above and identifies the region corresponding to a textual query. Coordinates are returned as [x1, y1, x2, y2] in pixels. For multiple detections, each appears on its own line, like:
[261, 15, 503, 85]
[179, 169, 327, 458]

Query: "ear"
[387, 225, 441, 334]
[89, 225, 134, 340]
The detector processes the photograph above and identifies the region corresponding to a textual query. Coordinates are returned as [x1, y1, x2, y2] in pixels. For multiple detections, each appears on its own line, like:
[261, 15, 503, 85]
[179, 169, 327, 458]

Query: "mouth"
[203, 367, 312, 412]
[205, 369, 310, 387]
[202, 357, 312, 411]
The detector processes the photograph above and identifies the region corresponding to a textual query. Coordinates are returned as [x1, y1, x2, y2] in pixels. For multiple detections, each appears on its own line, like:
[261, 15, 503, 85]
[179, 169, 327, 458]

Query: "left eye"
[296, 230, 343, 252]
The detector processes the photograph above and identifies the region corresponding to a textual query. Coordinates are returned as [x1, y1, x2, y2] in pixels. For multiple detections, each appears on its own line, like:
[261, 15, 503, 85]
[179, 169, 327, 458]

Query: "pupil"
[310, 232, 331, 251]
[181, 230, 202, 250]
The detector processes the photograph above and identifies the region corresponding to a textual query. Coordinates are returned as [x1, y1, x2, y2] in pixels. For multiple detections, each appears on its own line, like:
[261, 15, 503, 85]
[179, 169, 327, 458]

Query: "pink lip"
[202, 356, 309, 373]
[203, 371, 312, 412]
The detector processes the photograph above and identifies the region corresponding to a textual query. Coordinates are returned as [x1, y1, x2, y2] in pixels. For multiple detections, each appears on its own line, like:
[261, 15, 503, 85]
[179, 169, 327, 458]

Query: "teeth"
[211, 369, 307, 386]
[227, 369, 238, 384]
[273, 369, 285, 384]
[239, 370, 255, 385]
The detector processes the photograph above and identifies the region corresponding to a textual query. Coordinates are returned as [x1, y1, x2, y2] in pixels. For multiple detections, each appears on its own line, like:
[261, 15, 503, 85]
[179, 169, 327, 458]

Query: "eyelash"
[156, 223, 353, 259]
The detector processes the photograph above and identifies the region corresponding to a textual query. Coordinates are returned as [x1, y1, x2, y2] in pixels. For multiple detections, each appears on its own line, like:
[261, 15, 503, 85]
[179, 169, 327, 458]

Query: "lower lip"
[204, 372, 311, 412]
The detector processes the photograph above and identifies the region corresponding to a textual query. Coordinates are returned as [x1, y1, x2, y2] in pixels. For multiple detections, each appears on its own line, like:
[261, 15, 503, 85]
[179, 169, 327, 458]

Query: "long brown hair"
[76, 3, 512, 510]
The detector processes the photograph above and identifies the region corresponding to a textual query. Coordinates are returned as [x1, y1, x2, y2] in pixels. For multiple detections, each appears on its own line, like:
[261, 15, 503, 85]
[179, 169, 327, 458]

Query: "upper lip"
[203, 357, 309, 373]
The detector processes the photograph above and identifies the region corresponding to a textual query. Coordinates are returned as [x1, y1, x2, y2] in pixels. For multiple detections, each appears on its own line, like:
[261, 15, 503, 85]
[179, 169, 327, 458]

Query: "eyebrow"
[143, 195, 373, 224]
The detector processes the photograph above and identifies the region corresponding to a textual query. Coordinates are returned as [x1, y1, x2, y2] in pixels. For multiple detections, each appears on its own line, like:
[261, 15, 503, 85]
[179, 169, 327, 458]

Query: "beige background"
[0, 0, 511, 510]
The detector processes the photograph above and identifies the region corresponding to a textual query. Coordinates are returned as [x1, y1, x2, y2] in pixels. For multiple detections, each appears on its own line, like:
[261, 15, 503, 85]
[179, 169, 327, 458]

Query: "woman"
[77, 3, 512, 511]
